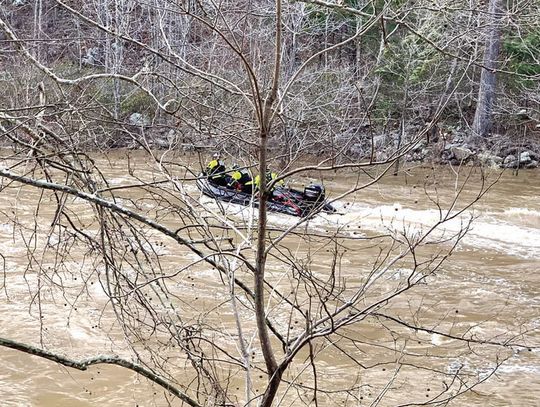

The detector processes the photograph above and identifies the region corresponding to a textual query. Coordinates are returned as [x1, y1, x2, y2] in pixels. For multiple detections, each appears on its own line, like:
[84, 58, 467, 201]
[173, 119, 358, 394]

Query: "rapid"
[0, 151, 539, 406]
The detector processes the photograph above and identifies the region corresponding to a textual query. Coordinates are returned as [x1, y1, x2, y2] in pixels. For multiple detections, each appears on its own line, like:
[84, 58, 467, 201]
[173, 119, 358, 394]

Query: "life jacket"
[245, 172, 283, 190]
[231, 170, 242, 181]
[268, 172, 284, 187]
[206, 159, 225, 178]
[227, 169, 247, 189]
[245, 174, 260, 187]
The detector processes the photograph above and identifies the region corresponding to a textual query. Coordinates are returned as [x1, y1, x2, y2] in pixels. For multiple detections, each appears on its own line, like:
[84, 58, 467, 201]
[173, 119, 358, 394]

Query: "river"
[0, 151, 539, 406]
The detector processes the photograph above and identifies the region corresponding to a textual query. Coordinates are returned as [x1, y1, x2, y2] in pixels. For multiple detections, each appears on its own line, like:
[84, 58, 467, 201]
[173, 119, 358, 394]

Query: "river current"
[0, 152, 539, 406]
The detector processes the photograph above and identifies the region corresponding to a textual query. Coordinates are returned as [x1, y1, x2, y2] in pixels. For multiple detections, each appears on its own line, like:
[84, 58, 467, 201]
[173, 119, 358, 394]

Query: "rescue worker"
[245, 170, 284, 193]
[244, 174, 258, 193]
[267, 170, 285, 188]
[228, 165, 253, 192]
[205, 153, 227, 186]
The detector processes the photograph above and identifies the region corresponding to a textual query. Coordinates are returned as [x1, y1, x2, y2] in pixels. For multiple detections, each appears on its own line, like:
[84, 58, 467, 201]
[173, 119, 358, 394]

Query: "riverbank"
[174, 129, 540, 171]
[403, 129, 540, 170]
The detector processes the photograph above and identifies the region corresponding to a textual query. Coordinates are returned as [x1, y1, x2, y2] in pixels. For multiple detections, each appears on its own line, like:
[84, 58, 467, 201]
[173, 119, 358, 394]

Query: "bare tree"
[471, 0, 504, 141]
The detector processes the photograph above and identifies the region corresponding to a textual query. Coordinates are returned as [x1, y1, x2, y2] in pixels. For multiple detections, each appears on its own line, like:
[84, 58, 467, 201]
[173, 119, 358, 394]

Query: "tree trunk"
[471, 0, 503, 141]
[254, 1, 282, 406]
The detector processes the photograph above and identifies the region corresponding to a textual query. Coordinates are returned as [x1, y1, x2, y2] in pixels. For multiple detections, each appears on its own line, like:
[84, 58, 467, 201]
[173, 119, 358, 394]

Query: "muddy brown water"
[0, 152, 539, 406]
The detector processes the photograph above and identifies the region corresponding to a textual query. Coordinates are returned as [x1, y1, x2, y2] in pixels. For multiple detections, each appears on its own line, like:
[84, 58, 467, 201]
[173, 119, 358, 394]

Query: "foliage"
[503, 31, 540, 87]
[120, 89, 157, 115]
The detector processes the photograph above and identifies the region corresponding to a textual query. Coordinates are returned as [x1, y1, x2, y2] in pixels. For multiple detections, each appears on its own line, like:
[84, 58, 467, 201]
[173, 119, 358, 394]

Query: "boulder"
[502, 161, 517, 169]
[451, 146, 473, 161]
[421, 147, 431, 157]
[152, 137, 170, 149]
[411, 138, 427, 152]
[477, 152, 502, 168]
[525, 160, 539, 169]
[502, 153, 538, 169]
[408, 151, 424, 162]
[443, 143, 459, 151]
[440, 148, 453, 162]
[503, 155, 516, 165]
[451, 132, 466, 144]
[519, 151, 532, 164]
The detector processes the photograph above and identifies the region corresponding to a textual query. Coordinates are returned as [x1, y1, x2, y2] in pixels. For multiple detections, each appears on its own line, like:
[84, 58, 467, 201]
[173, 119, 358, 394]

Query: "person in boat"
[267, 170, 285, 191]
[205, 153, 227, 186]
[245, 170, 284, 193]
[228, 165, 253, 193]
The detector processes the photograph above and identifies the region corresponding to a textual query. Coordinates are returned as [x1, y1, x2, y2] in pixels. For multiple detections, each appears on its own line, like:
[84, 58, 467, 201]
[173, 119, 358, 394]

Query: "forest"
[1, 0, 539, 165]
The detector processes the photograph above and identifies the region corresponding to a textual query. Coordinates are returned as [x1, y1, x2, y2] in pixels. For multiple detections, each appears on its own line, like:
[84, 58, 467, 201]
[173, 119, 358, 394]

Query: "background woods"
[1, 0, 538, 157]
[0, 0, 539, 406]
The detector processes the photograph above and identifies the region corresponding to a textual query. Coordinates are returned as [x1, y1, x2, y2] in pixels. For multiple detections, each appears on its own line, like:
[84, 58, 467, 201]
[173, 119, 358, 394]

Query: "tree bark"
[0, 337, 202, 407]
[254, 1, 282, 406]
[471, 0, 503, 141]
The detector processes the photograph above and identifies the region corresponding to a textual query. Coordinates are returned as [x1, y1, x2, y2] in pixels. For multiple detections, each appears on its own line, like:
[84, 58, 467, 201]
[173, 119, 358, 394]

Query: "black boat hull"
[196, 176, 335, 217]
